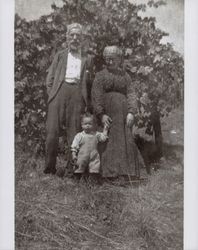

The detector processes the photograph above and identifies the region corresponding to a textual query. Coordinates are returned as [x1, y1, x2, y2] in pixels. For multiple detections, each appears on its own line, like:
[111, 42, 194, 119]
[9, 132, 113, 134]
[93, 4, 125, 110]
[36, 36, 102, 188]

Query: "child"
[71, 113, 109, 180]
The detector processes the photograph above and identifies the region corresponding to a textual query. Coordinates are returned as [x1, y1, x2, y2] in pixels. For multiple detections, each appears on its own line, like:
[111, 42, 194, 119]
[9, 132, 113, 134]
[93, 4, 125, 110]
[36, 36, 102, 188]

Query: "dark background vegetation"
[15, 0, 184, 155]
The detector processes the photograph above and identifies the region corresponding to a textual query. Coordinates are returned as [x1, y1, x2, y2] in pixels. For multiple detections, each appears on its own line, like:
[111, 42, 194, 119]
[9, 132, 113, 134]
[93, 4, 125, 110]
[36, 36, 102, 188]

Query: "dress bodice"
[92, 67, 137, 117]
[100, 68, 128, 95]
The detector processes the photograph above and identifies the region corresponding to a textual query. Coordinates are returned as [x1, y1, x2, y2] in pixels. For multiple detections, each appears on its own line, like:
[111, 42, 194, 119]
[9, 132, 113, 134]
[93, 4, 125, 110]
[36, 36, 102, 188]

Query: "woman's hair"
[103, 45, 123, 58]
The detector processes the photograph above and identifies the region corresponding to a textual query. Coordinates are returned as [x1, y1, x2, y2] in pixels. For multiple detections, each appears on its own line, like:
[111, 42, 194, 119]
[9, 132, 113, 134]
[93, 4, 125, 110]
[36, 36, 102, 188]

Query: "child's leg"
[74, 154, 88, 174]
[89, 150, 100, 174]
[88, 150, 102, 185]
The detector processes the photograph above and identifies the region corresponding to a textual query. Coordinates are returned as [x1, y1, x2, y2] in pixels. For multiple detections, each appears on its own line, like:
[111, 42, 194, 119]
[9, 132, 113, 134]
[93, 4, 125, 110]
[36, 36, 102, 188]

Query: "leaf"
[131, 66, 137, 73]
[15, 104, 23, 118]
[84, 1, 97, 14]
[15, 103, 24, 113]
[27, 140, 32, 146]
[23, 95, 31, 102]
[125, 48, 132, 56]
[38, 57, 48, 70]
[15, 28, 21, 34]
[22, 50, 30, 60]
[154, 54, 161, 63]
[155, 46, 161, 52]
[140, 93, 150, 105]
[138, 66, 153, 75]
[16, 19, 22, 26]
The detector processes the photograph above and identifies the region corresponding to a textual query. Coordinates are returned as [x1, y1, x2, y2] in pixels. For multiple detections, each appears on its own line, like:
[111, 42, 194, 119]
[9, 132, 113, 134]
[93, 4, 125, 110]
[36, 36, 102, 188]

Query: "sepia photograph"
[14, 0, 184, 249]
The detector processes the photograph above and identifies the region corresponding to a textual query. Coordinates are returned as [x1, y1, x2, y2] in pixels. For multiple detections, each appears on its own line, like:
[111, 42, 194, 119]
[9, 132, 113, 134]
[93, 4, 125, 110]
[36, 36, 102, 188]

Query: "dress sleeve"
[96, 132, 108, 142]
[71, 133, 83, 153]
[126, 73, 138, 114]
[91, 72, 105, 119]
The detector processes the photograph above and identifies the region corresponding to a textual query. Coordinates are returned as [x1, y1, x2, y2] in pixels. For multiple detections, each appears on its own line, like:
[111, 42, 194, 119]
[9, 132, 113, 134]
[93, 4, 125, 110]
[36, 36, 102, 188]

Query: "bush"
[15, 0, 184, 154]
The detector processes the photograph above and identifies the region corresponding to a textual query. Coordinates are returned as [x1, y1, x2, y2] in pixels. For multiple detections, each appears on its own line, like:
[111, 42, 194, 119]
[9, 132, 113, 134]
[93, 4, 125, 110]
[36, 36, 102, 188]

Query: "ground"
[15, 108, 183, 250]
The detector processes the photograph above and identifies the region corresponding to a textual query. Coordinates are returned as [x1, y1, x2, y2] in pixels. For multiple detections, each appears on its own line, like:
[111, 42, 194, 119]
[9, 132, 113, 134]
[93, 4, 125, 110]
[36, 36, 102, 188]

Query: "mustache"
[70, 40, 80, 44]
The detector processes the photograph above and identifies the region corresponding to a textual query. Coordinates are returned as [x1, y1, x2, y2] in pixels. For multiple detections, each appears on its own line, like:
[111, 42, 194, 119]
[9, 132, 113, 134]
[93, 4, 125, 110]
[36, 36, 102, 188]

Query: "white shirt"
[65, 52, 81, 83]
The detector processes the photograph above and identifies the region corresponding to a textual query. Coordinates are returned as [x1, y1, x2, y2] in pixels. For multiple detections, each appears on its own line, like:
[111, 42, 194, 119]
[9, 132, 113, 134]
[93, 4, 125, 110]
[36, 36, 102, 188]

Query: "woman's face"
[104, 55, 122, 70]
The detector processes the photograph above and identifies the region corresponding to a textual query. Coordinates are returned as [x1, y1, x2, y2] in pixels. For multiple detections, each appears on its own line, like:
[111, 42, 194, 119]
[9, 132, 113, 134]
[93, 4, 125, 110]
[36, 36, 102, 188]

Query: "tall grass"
[15, 144, 183, 250]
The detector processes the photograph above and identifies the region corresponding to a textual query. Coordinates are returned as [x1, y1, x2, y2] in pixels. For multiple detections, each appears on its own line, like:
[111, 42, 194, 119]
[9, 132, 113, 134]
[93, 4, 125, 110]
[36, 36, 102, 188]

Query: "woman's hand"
[126, 113, 134, 128]
[102, 114, 112, 127]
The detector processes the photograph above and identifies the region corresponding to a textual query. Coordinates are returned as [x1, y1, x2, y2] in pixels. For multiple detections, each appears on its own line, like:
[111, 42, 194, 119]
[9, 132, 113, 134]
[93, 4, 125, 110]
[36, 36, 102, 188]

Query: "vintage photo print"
[0, 0, 192, 249]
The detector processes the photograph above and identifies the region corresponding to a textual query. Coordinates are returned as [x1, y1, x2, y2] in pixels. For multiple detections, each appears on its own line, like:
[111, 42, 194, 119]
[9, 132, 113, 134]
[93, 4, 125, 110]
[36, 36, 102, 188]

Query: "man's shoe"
[43, 167, 56, 175]
[56, 167, 65, 178]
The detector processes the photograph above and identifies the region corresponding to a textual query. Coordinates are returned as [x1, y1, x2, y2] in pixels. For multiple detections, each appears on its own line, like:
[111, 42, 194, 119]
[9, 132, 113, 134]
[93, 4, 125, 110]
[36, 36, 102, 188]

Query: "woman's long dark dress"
[92, 68, 145, 178]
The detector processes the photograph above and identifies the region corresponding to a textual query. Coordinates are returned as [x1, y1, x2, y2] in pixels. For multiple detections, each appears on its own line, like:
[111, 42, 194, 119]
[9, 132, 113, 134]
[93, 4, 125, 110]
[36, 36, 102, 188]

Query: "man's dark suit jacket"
[46, 48, 94, 108]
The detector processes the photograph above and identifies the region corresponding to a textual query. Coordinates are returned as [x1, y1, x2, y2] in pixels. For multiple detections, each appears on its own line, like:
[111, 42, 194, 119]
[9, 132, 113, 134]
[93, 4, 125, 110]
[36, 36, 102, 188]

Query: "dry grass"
[15, 153, 183, 250]
[15, 109, 183, 250]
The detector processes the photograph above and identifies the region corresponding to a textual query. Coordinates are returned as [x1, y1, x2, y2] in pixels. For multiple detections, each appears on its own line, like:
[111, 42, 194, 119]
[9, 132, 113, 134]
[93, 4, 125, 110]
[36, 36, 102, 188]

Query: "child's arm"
[71, 133, 82, 161]
[72, 151, 77, 162]
[96, 124, 109, 142]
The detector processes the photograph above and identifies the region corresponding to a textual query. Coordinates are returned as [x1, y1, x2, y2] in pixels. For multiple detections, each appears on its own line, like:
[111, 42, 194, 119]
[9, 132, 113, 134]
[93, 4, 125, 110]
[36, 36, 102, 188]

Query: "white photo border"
[0, 0, 198, 249]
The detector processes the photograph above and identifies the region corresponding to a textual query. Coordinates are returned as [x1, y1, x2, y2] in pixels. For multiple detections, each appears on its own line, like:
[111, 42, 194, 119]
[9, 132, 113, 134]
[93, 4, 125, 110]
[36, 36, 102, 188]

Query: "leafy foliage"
[15, 0, 184, 154]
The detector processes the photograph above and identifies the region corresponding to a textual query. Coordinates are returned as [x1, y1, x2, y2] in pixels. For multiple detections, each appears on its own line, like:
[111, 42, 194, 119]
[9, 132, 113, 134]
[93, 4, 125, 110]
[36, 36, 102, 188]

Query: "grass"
[15, 108, 183, 250]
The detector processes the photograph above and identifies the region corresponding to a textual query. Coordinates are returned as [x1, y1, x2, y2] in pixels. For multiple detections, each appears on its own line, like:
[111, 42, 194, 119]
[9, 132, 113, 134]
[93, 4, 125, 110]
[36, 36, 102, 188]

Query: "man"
[44, 23, 94, 175]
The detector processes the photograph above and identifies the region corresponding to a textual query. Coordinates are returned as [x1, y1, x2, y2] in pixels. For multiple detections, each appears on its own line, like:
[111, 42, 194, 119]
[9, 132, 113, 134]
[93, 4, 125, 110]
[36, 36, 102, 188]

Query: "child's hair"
[81, 113, 95, 124]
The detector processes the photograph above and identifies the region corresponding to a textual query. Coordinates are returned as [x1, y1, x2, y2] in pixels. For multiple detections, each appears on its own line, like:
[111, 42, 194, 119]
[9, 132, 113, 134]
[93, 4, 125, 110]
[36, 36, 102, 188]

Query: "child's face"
[81, 117, 94, 133]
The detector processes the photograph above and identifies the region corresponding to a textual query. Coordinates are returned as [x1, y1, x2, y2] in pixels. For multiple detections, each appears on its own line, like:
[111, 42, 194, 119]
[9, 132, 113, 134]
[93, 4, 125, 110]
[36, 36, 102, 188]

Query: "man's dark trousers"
[45, 82, 85, 174]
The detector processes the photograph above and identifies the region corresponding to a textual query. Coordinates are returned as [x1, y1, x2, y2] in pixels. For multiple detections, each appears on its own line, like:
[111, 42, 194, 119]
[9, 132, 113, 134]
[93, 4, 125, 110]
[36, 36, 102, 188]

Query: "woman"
[91, 46, 145, 179]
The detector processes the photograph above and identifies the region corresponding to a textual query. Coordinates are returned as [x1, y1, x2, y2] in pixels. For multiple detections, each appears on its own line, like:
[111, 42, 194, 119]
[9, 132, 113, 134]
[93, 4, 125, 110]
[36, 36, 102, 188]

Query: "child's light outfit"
[71, 131, 108, 173]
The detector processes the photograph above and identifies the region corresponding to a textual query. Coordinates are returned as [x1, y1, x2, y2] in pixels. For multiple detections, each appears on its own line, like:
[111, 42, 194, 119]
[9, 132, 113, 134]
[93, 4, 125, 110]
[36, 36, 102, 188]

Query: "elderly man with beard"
[44, 23, 94, 175]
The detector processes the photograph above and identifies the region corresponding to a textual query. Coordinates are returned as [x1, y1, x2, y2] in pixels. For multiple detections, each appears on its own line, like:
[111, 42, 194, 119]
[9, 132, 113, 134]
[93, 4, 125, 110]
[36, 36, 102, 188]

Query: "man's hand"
[102, 114, 112, 127]
[126, 113, 134, 128]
